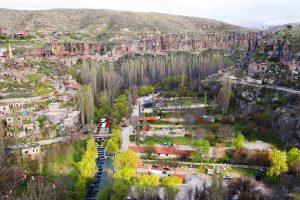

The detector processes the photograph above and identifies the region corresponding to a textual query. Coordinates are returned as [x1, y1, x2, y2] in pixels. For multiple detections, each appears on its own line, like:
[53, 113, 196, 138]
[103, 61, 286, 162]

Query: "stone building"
[248, 62, 268, 74]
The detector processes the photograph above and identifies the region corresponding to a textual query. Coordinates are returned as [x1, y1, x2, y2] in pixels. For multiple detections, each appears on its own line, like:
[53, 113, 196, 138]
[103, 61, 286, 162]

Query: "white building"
[0, 105, 10, 112]
[45, 103, 67, 125]
[23, 123, 34, 130]
[8, 142, 41, 157]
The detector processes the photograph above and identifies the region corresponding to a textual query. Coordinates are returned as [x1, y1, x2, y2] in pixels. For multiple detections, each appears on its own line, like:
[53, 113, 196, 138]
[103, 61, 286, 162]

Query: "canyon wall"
[28, 32, 264, 61]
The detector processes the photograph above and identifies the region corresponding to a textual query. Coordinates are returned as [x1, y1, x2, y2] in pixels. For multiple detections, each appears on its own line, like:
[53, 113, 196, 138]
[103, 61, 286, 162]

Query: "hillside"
[0, 8, 248, 42]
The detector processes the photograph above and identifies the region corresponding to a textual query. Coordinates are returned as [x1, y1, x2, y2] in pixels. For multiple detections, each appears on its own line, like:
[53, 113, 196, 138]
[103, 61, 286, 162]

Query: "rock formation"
[27, 32, 265, 61]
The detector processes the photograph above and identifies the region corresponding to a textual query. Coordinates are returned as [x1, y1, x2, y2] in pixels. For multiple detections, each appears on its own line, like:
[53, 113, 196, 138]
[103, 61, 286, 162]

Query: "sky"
[1, 0, 300, 28]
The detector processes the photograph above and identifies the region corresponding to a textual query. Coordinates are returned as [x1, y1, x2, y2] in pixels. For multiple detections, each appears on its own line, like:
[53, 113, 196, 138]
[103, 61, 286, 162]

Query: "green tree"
[287, 148, 300, 164]
[217, 77, 232, 113]
[76, 138, 98, 198]
[77, 84, 94, 126]
[162, 176, 182, 200]
[112, 95, 129, 124]
[267, 149, 288, 183]
[110, 179, 130, 200]
[114, 149, 140, 170]
[145, 145, 157, 158]
[96, 185, 112, 200]
[111, 128, 122, 147]
[191, 140, 210, 162]
[136, 175, 160, 200]
[232, 133, 245, 148]
[94, 96, 112, 122]
[287, 148, 300, 174]
[114, 166, 137, 182]
[138, 85, 154, 96]
[106, 139, 119, 155]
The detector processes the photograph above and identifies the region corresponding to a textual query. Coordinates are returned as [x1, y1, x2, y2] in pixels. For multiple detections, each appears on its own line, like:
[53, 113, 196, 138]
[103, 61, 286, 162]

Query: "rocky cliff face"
[272, 108, 300, 147]
[233, 84, 300, 147]
[28, 32, 264, 60]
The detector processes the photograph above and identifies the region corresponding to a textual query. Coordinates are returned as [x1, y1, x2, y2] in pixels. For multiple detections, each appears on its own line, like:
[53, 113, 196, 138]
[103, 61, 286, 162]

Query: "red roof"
[128, 146, 192, 157]
[0, 56, 8, 60]
[66, 83, 79, 90]
[171, 174, 186, 181]
[138, 117, 159, 123]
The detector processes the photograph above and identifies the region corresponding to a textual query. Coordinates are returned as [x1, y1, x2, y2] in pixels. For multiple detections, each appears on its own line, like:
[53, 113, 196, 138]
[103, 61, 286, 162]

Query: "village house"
[9, 102, 25, 108]
[0, 104, 10, 112]
[206, 165, 215, 175]
[0, 105, 10, 118]
[0, 61, 37, 83]
[61, 57, 79, 66]
[14, 31, 30, 38]
[18, 111, 36, 126]
[23, 123, 35, 131]
[45, 102, 67, 125]
[66, 82, 79, 92]
[248, 62, 269, 74]
[0, 48, 7, 57]
[56, 93, 71, 102]
[23, 106, 37, 112]
[6, 130, 27, 138]
[5, 117, 14, 128]
[7, 142, 41, 158]
[288, 59, 300, 71]
[198, 115, 216, 123]
[49, 79, 60, 90]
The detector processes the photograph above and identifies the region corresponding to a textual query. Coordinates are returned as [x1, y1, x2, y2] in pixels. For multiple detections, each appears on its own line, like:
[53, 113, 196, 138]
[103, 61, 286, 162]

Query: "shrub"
[138, 85, 154, 96]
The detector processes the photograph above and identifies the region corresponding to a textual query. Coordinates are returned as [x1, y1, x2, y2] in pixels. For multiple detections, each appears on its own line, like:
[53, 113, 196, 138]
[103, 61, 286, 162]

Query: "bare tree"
[104, 65, 124, 105]
[185, 187, 194, 200]
[217, 77, 232, 113]
[0, 151, 26, 199]
[0, 120, 4, 157]
[226, 177, 265, 200]
[76, 84, 94, 127]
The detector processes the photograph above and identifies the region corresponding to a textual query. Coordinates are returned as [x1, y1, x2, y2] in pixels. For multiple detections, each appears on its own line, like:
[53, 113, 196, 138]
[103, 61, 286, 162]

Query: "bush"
[241, 122, 257, 137]
[252, 112, 271, 128]
[112, 94, 129, 125]
[233, 147, 270, 166]
[232, 133, 245, 148]
[106, 139, 119, 155]
[138, 85, 154, 96]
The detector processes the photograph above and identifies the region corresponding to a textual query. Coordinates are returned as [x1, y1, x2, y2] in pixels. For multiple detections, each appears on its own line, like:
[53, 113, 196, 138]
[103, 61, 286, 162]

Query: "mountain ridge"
[0, 8, 250, 41]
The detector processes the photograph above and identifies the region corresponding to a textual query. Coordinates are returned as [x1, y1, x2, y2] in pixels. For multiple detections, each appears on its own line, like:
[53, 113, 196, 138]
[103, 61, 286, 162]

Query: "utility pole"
[204, 91, 207, 114]
[0, 121, 4, 157]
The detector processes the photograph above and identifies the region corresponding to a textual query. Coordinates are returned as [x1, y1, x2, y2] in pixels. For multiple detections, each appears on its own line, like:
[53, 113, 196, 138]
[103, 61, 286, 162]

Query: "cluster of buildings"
[0, 28, 32, 39]
[1, 100, 80, 140]
[0, 57, 82, 157]
[0, 60, 38, 82]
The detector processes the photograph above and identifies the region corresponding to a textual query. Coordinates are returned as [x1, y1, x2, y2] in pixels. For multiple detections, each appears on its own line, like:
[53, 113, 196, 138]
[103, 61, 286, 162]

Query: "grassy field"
[0, 73, 54, 98]
[140, 136, 193, 145]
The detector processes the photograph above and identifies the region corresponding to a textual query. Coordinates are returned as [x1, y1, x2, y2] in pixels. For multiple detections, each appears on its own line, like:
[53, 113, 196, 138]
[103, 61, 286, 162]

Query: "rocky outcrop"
[232, 83, 300, 147]
[28, 32, 264, 60]
[272, 108, 300, 147]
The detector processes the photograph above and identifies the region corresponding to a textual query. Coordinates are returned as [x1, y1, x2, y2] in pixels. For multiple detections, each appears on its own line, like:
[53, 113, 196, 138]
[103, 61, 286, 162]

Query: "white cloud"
[0, 0, 299, 27]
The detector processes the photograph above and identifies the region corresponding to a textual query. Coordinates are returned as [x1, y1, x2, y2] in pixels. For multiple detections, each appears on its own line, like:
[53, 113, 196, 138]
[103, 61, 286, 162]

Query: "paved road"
[37, 136, 71, 146]
[121, 126, 132, 152]
[234, 81, 300, 95]
[141, 159, 263, 170]
[0, 92, 55, 103]
[121, 98, 140, 151]
[121, 94, 157, 151]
